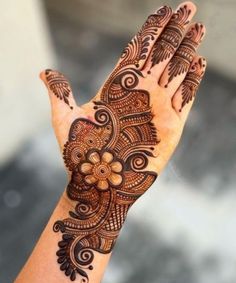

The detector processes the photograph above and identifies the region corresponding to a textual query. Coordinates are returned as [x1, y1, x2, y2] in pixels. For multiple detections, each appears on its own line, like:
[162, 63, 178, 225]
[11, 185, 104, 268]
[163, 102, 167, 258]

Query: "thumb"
[40, 69, 80, 152]
[40, 69, 78, 121]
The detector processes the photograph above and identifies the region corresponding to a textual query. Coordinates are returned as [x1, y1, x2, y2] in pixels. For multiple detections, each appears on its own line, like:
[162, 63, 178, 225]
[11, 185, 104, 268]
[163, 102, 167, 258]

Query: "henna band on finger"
[151, 5, 191, 67]
[165, 23, 205, 87]
[179, 57, 206, 111]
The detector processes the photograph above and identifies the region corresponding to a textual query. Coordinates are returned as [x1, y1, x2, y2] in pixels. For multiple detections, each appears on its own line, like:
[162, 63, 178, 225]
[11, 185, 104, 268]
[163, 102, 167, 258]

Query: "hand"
[40, 1, 206, 281]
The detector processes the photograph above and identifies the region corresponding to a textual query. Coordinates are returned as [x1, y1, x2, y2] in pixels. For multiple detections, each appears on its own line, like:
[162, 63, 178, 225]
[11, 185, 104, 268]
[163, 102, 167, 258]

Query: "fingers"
[159, 22, 206, 95]
[171, 56, 207, 121]
[117, 5, 173, 69]
[40, 69, 78, 121]
[144, 1, 196, 78]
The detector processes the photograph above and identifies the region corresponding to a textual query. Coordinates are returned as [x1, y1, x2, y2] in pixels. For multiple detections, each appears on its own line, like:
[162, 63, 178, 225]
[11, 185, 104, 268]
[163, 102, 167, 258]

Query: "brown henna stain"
[120, 6, 172, 68]
[53, 70, 159, 281]
[179, 57, 206, 112]
[45, 69, 74, 109]
[164, 23, 205, 87]
[51, 5, 206, 281]
[52, 13, 165, 280]
[151, 5, 191, 67]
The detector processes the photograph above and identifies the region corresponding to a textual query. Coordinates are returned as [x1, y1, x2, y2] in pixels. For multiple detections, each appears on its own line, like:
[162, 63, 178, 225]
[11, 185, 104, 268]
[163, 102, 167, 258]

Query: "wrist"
[15, 189, 112, 283]
[52, 183, 129, 281]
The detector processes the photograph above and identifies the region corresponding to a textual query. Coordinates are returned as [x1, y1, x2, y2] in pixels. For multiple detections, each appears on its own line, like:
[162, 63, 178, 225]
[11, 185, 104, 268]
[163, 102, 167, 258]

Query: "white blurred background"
[0, 0, 236, 282]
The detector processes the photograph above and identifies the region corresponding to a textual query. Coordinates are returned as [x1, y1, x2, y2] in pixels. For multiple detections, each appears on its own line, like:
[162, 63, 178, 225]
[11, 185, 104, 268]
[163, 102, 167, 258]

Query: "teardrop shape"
[60, 261, 69, 271]
[58, 241, 67, 248]
[56, 249, 66, 256]
[70, 270, 76, 281]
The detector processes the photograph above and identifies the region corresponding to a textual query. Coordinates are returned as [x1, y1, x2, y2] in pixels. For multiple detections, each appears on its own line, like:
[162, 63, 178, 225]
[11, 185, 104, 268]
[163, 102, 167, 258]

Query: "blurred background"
[0, 0, 236, 282]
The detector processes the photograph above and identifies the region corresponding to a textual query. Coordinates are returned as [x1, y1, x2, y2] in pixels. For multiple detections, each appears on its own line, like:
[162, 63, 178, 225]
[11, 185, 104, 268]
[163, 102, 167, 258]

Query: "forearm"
[15, 191, 112, 283]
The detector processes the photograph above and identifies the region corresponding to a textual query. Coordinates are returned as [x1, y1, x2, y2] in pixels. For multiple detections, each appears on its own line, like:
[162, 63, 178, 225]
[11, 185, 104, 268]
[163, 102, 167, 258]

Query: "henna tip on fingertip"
[195, 21, 205, 27]
[156, 5, 172, 12]
[45, 69, 52, 74]
[198, 22, 207, 32]
[179, 1, 196, 7]
[39, 69, 53, 81]
[180, 1, 197, 13]
[201, 57, 207, 65]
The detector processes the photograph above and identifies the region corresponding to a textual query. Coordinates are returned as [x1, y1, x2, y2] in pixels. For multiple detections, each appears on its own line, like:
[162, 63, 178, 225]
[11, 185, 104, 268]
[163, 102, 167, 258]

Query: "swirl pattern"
[53, 6, 162, 282]
[53, 66, 158, 281]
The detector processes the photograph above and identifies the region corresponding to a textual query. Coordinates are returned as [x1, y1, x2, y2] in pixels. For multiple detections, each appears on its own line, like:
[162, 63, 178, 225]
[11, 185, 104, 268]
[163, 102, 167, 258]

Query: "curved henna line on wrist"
[45, 69, 74, 109]
[119, 6, 172, 69]
[150, 5, 191, 69]
[164, 23, 205, 87]
[179, 57, 206, 112]
[53, 40, 160, 281]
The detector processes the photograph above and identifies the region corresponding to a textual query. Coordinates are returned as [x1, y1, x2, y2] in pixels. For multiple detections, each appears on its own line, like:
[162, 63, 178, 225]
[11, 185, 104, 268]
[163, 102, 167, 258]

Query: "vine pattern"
[50, 5, 205, 282]
[52, 5, 173, 282]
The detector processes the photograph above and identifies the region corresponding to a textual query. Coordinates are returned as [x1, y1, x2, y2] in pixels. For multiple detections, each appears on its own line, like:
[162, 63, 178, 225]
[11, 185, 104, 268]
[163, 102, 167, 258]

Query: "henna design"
[45, 69, 73, 109]
[179, 57, 206, 111]
[120, 6, 172, 68]
[53, 31, 160, 281]
[151, 5, 191, 68]
[164, 23, 205, 87]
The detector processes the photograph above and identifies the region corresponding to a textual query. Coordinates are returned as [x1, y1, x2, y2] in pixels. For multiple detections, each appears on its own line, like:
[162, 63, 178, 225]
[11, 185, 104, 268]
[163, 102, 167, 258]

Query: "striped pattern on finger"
[172, 56, 207, 114]
[160, 23, 205, 89]
[150, 4, 193, 68]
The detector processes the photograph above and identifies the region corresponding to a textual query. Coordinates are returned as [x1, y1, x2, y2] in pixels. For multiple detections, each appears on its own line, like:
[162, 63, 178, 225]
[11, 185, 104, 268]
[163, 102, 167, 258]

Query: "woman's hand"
[40, 1, 206, 281]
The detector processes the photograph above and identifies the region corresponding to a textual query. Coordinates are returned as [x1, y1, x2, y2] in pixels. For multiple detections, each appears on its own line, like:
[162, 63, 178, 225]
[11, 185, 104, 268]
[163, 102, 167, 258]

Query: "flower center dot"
[93, 163, 111, 179]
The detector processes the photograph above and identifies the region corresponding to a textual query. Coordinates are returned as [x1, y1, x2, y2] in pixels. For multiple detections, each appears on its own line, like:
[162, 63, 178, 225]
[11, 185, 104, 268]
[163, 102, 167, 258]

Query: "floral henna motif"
[45, 69, 74, 109]
[165, 23, 205, 87]
[79, 149, 124, 190]
[179, 57, 206, 111]
[151, 4, 191, 67]
[53, 42, 159, 280]
[53, 77, 158, 281]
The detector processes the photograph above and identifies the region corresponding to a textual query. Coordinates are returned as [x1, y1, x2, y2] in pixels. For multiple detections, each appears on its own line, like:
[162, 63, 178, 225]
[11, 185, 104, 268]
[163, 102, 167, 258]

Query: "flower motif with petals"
[79, 149, 124, 191]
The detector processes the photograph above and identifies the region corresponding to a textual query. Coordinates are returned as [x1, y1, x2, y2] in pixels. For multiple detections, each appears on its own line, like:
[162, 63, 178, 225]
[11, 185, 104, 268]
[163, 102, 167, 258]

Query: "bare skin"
[15, 2, 206, 283]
